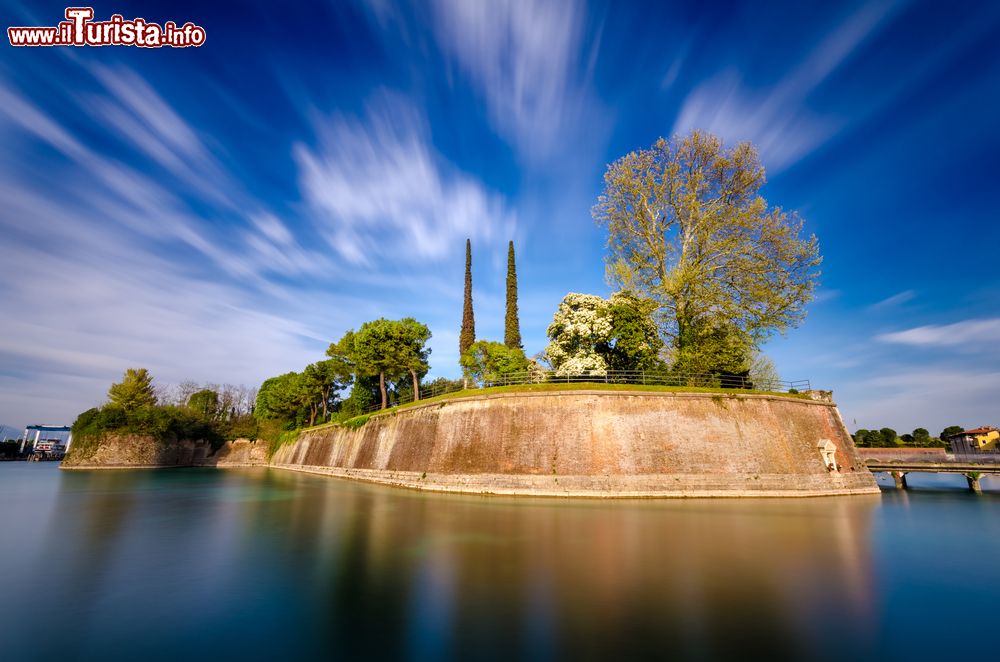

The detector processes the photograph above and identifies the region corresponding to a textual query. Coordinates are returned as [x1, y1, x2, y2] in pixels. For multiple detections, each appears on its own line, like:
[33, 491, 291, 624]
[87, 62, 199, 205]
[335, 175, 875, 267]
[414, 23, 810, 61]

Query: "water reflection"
[4, 464, 999, 661]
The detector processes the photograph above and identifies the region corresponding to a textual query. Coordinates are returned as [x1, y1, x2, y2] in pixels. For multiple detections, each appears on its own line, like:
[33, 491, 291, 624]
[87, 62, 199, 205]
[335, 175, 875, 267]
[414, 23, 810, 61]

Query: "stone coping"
[303, 388, 833, 432]
[262, 464, 881, 499]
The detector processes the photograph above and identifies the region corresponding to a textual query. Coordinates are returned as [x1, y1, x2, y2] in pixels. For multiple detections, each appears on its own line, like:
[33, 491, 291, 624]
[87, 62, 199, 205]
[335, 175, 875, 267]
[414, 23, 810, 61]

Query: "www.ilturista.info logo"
[8, 7, 206, 48]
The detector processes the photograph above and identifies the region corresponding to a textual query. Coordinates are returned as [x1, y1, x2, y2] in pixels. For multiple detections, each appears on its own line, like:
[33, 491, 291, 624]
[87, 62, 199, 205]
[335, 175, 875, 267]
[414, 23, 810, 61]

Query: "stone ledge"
[355, 388, 834, 425]
[263, 464, 882, 498]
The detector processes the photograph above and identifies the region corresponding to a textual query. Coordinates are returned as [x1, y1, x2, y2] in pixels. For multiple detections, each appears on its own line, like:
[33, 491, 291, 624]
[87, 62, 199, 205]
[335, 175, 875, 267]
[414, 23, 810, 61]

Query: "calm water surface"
[2, 463, 998, 661]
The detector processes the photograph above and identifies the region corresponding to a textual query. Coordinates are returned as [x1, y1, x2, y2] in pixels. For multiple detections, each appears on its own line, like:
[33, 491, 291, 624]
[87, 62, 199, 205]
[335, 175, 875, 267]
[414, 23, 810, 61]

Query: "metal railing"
[350, 370, 811, 416]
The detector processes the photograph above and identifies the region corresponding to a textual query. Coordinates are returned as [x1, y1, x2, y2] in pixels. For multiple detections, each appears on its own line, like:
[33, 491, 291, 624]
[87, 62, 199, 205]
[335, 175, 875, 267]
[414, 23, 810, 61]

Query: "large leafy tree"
[353, 318, 411, 410]
[107, 368, 157, 411]
[397, 318, 432, 401]
[254, 372, 305, 422]
[460, 340, 529, 385]
[879, 427, 899, 448]
[602, 291, 663, 371]
[593, 130, 822, 369]
[505, 240, 522, 349]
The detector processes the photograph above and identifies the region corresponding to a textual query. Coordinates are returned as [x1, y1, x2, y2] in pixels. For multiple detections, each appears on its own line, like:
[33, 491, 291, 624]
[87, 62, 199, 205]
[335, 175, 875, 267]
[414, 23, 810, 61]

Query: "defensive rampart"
[261, 390, 879, 497]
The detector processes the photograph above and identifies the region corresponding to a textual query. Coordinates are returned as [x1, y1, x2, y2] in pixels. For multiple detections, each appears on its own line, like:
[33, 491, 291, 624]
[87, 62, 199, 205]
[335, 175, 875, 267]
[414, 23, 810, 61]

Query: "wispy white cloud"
[672, 1, 904, 171]
[294, 93, 516, 267]
[869, 289, 916, 309]
[0, 73, 356, 426]
[428, 0, 590, 161]
[812, 288, 842, 304]
[877, 318, 1000, 349]
[842, 368, 1000, 432]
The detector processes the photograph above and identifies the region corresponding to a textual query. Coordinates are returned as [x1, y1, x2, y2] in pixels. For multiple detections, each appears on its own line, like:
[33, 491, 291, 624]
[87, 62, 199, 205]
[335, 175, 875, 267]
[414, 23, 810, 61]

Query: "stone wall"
[62, 434, 206, 469]
[203, 438, 269, 467]
[269, 391, 879, 497]
[857, 447, 948, 462]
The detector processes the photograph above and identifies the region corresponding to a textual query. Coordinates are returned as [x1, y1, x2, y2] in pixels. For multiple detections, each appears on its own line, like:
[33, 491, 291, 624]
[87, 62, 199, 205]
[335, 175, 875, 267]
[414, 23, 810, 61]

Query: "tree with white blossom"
[545, 292, 662, 376]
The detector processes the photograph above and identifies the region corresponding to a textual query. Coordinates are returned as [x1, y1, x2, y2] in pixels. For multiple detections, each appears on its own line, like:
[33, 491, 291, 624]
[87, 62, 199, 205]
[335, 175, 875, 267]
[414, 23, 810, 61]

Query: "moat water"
[2, 463, 998, 661]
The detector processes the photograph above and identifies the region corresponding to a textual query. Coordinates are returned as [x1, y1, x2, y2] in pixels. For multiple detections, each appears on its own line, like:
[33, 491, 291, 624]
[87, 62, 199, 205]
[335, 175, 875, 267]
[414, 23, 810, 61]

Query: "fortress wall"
[265, 391, 880, 497]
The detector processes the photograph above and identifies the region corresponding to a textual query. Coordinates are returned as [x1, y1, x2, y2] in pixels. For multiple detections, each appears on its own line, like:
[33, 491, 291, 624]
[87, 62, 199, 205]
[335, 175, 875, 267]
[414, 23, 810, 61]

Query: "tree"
[460, 238, 476, 362]
[254, 372, 305, 422]
[593, 130, 822, 371]
[341, 377, 378, 418]
[854, 429, 870, 447]
[941, 425, 964, 441]
[545, 291, 662, 375]
[602, 291, 664, 371]
[880, 427, 898, 447]
[460, 340, 530, 385]
[748, 352, 781, 390]
[187, 389, 220, 420]
[301, 360, 353, 426]
[397, 318, 431, 401]
[546, 293, 614, 375]
[353, 318, 414, 410]
[912, 428, 932, 447]
[505, 240, 522, 349]
[107, 368, 157, 411]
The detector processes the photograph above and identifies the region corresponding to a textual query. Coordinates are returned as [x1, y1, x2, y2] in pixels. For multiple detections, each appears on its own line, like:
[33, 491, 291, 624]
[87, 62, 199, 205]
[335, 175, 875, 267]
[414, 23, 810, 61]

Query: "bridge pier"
[892, 471, 908, 490]
[965, 473, 983, 494]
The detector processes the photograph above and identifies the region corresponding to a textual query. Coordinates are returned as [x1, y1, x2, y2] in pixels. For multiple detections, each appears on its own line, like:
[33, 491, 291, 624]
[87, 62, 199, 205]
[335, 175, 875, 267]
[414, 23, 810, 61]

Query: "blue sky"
[1, 0, 998, 434]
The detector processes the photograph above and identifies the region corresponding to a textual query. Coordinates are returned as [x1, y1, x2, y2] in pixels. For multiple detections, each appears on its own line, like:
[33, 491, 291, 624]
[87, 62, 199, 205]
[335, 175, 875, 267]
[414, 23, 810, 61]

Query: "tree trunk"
[411, 369, 420, 401]
[379, 371, 387, 409]
[322, 387, 329, 420]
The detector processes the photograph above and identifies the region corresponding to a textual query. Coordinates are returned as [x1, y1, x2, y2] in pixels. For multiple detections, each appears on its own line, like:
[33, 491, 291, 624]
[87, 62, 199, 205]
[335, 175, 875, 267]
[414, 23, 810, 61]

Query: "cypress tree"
[460, 239, 475, 359]
[504, 240, 522, 349]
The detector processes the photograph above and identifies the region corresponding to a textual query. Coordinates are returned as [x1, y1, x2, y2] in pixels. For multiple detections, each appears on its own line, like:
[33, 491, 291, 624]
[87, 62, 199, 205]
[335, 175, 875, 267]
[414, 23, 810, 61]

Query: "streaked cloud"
[294, 93, 516, 266]
[878, 318, 1000, 349]
[869, 290, 916, 309]
[428, 0, 591, 161]
[672, 1, 903, 170]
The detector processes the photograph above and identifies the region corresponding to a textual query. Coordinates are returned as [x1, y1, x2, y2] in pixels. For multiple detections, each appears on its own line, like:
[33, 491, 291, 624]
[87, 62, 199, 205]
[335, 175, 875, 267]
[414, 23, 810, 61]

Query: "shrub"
[342, 414, 371, 429]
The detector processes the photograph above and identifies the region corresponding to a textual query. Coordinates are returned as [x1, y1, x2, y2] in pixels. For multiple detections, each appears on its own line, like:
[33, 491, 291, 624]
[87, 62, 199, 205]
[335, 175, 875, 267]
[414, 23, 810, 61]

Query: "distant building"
[947, 427, 1000, 454]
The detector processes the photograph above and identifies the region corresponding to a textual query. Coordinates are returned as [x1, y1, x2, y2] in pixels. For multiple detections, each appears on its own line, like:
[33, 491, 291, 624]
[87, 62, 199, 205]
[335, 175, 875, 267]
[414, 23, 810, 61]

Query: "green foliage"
[69, 404, 219, 459]
[505, 240, 522, 349]
[187, 389, 219, 420]
[340, 376, 378, 418]
[460, 340, 530, 385]
[941, 425, 964, 440]
[602, 291, 664, 371]
[460, 238, 476, 358]
[912, 427, 932, 447]
[853, 428, 869, 447]
[880, 427, 899, 447]
[423, 377, 465, 396]
[594, 130, 822, 373]
[352, 317, 432, 409]
[342, 414, 371, 429]
[107, 367, 156, 411]
[266, 429, 300, 459]
[397, 317, 433, 400]
[255, 372, 305, 422]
